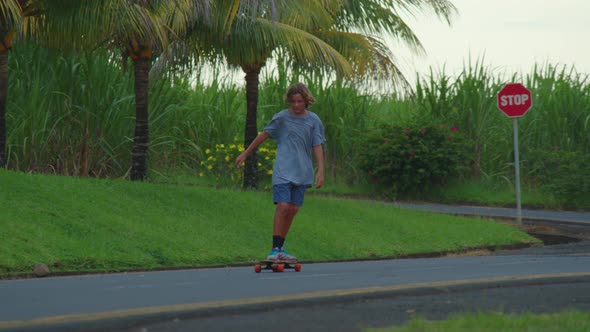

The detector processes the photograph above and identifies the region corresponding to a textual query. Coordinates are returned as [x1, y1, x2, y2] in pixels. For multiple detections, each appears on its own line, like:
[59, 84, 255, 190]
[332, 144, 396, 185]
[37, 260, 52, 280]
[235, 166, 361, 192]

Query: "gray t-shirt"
[264, 109, 326, 186]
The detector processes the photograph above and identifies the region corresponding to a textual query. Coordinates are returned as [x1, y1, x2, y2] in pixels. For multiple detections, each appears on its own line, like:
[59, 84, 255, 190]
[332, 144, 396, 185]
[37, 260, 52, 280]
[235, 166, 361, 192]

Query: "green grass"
[368, 311, 590, 332]
[153, 168, 588, 211]
[0, 169, 538, 277]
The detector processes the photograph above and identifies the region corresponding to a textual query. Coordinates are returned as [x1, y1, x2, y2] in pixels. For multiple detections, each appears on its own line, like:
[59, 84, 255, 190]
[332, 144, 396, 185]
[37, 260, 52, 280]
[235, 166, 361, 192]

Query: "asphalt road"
[2, 242, 590, 331]
[138, 276, 590, 332]
[393, 202, 590, 225]
[1, 204, 589, 332]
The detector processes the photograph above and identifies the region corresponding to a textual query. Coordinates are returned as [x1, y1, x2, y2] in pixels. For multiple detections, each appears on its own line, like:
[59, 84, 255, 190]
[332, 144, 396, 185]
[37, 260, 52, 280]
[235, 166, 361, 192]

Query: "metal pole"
[513, 117, 522, 224]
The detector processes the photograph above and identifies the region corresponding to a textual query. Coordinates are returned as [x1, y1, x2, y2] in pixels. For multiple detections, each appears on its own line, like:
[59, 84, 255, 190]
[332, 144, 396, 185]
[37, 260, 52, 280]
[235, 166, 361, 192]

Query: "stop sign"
[497, 83, 532, 117]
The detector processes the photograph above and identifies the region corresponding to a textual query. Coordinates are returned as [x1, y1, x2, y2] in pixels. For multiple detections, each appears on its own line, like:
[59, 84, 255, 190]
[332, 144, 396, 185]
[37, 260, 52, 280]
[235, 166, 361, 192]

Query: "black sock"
[278, 237, 285, 249]
[272, 236, 282, 249]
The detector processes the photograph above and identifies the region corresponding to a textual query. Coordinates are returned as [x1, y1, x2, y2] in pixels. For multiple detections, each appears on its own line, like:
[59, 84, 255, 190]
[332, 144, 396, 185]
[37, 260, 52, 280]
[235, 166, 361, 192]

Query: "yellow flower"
[205, 149, 211, 154]
[207, 165, 213, 170]
[257, 162, 262, 167]
[225, 155, 230, 162]
[199, 172, 204, 177]
[267, 170, 273, 175]
[220, 144, 225, 148]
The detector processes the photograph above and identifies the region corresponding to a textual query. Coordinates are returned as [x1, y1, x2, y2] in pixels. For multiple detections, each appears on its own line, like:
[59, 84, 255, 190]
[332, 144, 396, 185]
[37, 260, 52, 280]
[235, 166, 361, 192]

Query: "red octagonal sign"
[497, 83, 532, 117]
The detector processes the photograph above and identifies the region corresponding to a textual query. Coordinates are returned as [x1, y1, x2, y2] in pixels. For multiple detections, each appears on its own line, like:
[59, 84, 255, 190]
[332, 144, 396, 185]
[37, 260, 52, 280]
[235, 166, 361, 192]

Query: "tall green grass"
[4, 43, 589, 208]
[7, 43, 243, 176]
[415, 60, 590, 175]
[523, 64, 590, 152]
[8, 44, 135, 176]
[416, 60, 509, 178]
[412, 60, 589, 208]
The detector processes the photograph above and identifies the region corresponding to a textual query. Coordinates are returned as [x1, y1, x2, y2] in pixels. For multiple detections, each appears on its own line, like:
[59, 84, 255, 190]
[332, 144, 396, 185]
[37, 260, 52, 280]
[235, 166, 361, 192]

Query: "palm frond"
[315, 29, 410, 91]
[223, 17, 353, 77]
[35, 0, 211, 51]
[0, 0, 23, 30]
[388, 0, 457, 24]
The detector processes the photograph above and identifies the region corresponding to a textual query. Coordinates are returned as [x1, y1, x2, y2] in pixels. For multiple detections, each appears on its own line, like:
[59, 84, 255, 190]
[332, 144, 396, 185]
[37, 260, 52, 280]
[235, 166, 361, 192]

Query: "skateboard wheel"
[277, 264, 285, 272]
[272, 264, 279, 272]
[294, 263, 302, 272]
[254, 264, 262, 273]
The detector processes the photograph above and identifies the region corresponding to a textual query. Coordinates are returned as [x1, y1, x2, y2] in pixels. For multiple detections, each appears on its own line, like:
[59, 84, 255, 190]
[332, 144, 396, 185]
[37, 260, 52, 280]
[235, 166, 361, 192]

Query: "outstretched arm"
[313, 144, 324, 188]
[235, 131, 270, 168]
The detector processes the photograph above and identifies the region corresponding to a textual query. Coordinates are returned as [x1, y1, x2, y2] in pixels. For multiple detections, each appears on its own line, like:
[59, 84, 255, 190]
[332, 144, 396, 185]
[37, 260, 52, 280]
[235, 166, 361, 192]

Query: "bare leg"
[273, 202, 299, 238]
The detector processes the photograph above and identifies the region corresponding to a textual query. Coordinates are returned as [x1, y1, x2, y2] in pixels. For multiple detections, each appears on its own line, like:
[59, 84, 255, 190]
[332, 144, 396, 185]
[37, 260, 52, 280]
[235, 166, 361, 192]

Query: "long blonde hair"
[284, 83, 316, 108]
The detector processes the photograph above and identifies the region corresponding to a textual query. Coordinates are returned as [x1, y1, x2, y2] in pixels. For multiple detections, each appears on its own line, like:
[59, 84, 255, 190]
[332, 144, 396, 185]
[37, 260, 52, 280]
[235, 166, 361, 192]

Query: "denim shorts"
[273, 183, 307, 207]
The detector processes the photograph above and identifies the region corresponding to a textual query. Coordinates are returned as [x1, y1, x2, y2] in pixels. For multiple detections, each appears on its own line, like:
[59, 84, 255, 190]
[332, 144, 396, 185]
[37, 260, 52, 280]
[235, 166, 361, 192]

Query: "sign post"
[497, 83, 532, 224]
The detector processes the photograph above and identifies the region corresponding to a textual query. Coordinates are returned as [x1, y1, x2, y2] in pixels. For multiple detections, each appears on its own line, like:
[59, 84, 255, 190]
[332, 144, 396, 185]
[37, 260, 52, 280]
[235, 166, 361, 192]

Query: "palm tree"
[117, 1, 211, 181]
[39, 1, 212, 180]
[0, 0, 27, 168]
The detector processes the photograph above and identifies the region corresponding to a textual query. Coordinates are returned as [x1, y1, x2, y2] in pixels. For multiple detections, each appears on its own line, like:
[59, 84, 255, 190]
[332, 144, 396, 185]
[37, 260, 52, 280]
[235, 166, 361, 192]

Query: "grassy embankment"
[0, 170, 538, 278]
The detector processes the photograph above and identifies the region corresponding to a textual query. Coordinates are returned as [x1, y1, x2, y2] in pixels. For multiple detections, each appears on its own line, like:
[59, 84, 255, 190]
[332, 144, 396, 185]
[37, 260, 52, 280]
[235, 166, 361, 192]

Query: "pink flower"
[420, 128, 427, 134]
[405, 128, 411, 134]
[451, 126, 459, 132]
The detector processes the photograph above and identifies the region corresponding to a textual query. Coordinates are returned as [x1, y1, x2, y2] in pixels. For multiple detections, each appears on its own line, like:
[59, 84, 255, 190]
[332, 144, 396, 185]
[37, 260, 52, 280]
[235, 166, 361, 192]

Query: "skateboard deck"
[255, 260, 302, 273]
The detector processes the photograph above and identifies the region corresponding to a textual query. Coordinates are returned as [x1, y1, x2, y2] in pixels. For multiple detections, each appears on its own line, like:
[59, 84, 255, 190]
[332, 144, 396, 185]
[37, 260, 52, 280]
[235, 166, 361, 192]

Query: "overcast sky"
[393, 0, 590, 83]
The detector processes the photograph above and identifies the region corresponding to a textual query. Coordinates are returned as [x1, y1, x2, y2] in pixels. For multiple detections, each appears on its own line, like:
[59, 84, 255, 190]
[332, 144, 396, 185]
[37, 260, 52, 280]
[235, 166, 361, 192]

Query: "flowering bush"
[360, 124, 469, 198]
[199, 138, 276, 186]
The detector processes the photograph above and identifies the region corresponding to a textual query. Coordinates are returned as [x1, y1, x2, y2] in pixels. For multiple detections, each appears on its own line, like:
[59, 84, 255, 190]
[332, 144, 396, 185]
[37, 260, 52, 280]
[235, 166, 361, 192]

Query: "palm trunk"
[130, 57, 150, 181]
[242, 64, 262, 189]
[0, 49, 8, 168]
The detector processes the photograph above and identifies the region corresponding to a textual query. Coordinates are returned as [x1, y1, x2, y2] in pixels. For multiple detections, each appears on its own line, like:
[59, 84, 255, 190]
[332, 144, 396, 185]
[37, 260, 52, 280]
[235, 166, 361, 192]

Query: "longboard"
[255, 260, 302, 273]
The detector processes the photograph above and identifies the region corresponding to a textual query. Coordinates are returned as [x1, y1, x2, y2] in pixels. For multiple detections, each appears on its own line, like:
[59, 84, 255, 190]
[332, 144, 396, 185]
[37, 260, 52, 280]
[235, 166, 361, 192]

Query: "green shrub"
[528, 149, 590, 207]
[360, 124, 469, 198]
